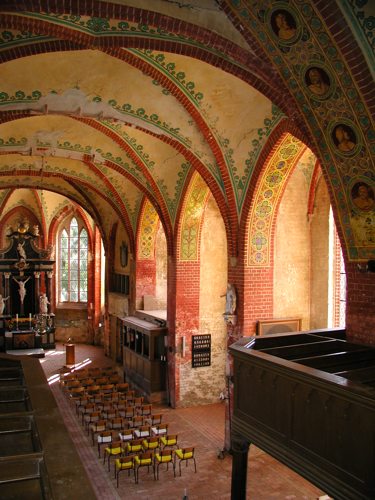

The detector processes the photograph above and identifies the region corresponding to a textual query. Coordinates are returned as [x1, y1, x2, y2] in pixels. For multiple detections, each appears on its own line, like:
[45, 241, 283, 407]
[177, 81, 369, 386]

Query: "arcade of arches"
[0, 0, 374, 419]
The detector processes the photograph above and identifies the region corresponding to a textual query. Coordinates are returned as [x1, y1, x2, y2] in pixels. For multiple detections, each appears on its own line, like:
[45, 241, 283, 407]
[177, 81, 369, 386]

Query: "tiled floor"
[40, 343, 324, 499]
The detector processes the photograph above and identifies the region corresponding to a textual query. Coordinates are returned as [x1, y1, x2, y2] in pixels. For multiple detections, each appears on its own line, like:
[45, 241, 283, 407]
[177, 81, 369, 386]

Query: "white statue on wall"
[0, 294, 9, 315]
[13, 276, 31, 304]
[39, 293, 50, 314]
[222, 283, 237, 315]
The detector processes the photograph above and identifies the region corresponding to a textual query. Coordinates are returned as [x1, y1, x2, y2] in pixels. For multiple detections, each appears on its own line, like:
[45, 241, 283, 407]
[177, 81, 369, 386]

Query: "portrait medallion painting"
[351, 182, 375, 213]
[270, 8, 298, 43]
[304, 66, 332, 98]
[331, 122, 358, 155]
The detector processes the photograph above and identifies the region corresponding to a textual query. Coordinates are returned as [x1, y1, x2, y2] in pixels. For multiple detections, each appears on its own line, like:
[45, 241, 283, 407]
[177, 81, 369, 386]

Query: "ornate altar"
[0, 217, 55, 351]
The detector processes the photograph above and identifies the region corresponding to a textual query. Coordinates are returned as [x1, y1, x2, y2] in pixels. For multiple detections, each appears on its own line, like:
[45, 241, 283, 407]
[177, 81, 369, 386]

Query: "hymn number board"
[192, 334, 211, 368]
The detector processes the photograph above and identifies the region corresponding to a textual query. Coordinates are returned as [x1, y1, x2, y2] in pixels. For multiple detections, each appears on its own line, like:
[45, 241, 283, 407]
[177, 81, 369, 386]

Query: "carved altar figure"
[39, 293, 50, 314]
[13, 276, 31, 304]
[17, 241, 27, 261]
[0, 294, 9, 315]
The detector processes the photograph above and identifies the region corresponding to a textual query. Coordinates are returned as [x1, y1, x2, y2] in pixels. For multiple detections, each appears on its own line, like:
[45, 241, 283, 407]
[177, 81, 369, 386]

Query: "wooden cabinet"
[121, 316, 167, 403]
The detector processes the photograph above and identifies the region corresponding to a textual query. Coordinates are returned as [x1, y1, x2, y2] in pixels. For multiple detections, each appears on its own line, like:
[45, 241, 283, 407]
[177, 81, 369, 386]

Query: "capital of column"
[47, 271, 54, 279]
[4, 273, 11, 280]
[34, 272, 41, 279]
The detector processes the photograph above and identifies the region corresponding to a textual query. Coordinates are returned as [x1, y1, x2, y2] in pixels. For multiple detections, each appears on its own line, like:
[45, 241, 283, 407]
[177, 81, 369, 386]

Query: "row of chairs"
[61, 365, 197, 486]
[103, 437, 196, 485]
[114, 447, 197, 485]
[89, 418, 167, 443]
[61, 368, 123, 389]
[77, 400, 153, 421]
[78, 403, 156, 431]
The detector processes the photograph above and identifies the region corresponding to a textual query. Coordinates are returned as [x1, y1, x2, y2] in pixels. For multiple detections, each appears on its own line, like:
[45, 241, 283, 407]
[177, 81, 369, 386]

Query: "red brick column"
[91, 227, 101, 340]
[135, 259, 156, 309]
[242, 266, 273, 335]
[346, 262, 375, 346]
[166, 258, 200, 407]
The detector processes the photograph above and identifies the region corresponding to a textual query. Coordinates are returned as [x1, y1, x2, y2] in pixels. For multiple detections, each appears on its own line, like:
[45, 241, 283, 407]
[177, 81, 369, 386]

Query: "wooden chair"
[108, 417, 125, 431]
[119, 406, 134, 420]
[84, 411, 101, 434]
[109, 374, 121, 385]
[133, 396, 144, 411]
[81, 378, 95, 388]
[146, 413, 163, 426]
[69, 386, 85, 408]
[134, 451, 155, 483]
[139, 404, 152, 417]
[95, 376, 109, 385]
[131, 415, 144, 428]
[154, 449, 175, 479]
[101, 406, 117, 420]
[174, 447, 197, 476]
[101, 383, 115, 394]
[151, 423, 168, 437]
[118, 429, 134, 443]
[115, 454, 137, 487]
[89, 419, 107, 445]
[79, 402, 95, 424]
[133, 425, 151, 439]
[86, 384, 101, 396]
[97, 430, 113, 458]
[115, 382, 129, 393]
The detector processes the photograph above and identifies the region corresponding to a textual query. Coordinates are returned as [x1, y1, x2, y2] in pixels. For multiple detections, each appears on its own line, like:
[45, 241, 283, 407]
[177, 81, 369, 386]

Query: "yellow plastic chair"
[115, 454, 137, 487]
[160, 434, 178, 450]
[142, 436, 159, 453]
[134, 451, 155, 483]
[126, 438, 143, 455]
[174, 447, 197, 476]
[154, 449, 175, 479]
[103, 440, 125, 471]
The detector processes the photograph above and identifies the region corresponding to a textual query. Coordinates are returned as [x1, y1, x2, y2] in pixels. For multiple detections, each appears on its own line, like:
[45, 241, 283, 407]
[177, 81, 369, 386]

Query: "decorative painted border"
[247, 134, 303, 267]
[179, 173, 210, 262]
[137, 199, 159, 260]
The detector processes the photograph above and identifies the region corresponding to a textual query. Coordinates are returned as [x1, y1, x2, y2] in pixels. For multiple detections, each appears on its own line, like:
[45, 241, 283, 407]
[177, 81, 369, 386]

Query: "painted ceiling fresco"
[0, 0, 373, 261]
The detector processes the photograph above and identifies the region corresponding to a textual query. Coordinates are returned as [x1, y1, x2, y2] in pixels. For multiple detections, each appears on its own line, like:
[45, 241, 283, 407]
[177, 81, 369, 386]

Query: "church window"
[59, 217, 88, 302]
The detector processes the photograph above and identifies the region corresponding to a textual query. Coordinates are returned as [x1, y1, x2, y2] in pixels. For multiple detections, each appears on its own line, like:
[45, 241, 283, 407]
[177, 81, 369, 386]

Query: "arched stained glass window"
[59, 217, 88, 303]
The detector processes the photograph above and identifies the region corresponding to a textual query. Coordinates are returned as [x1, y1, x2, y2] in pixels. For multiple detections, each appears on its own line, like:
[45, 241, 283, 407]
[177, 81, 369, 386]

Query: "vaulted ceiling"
[0, 1, 373, 261]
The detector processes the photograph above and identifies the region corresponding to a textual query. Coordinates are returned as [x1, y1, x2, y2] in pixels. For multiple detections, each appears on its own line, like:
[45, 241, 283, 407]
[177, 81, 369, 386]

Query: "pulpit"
[65, 343, 75, 366]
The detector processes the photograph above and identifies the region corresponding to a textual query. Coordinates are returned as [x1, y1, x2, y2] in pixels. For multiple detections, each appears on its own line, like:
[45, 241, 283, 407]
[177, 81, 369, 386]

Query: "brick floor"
[40, 343, 324, 499]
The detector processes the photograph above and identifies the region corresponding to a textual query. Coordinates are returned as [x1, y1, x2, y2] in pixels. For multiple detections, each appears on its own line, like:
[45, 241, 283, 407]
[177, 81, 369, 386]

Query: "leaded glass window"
[59, 217, 88, 303]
